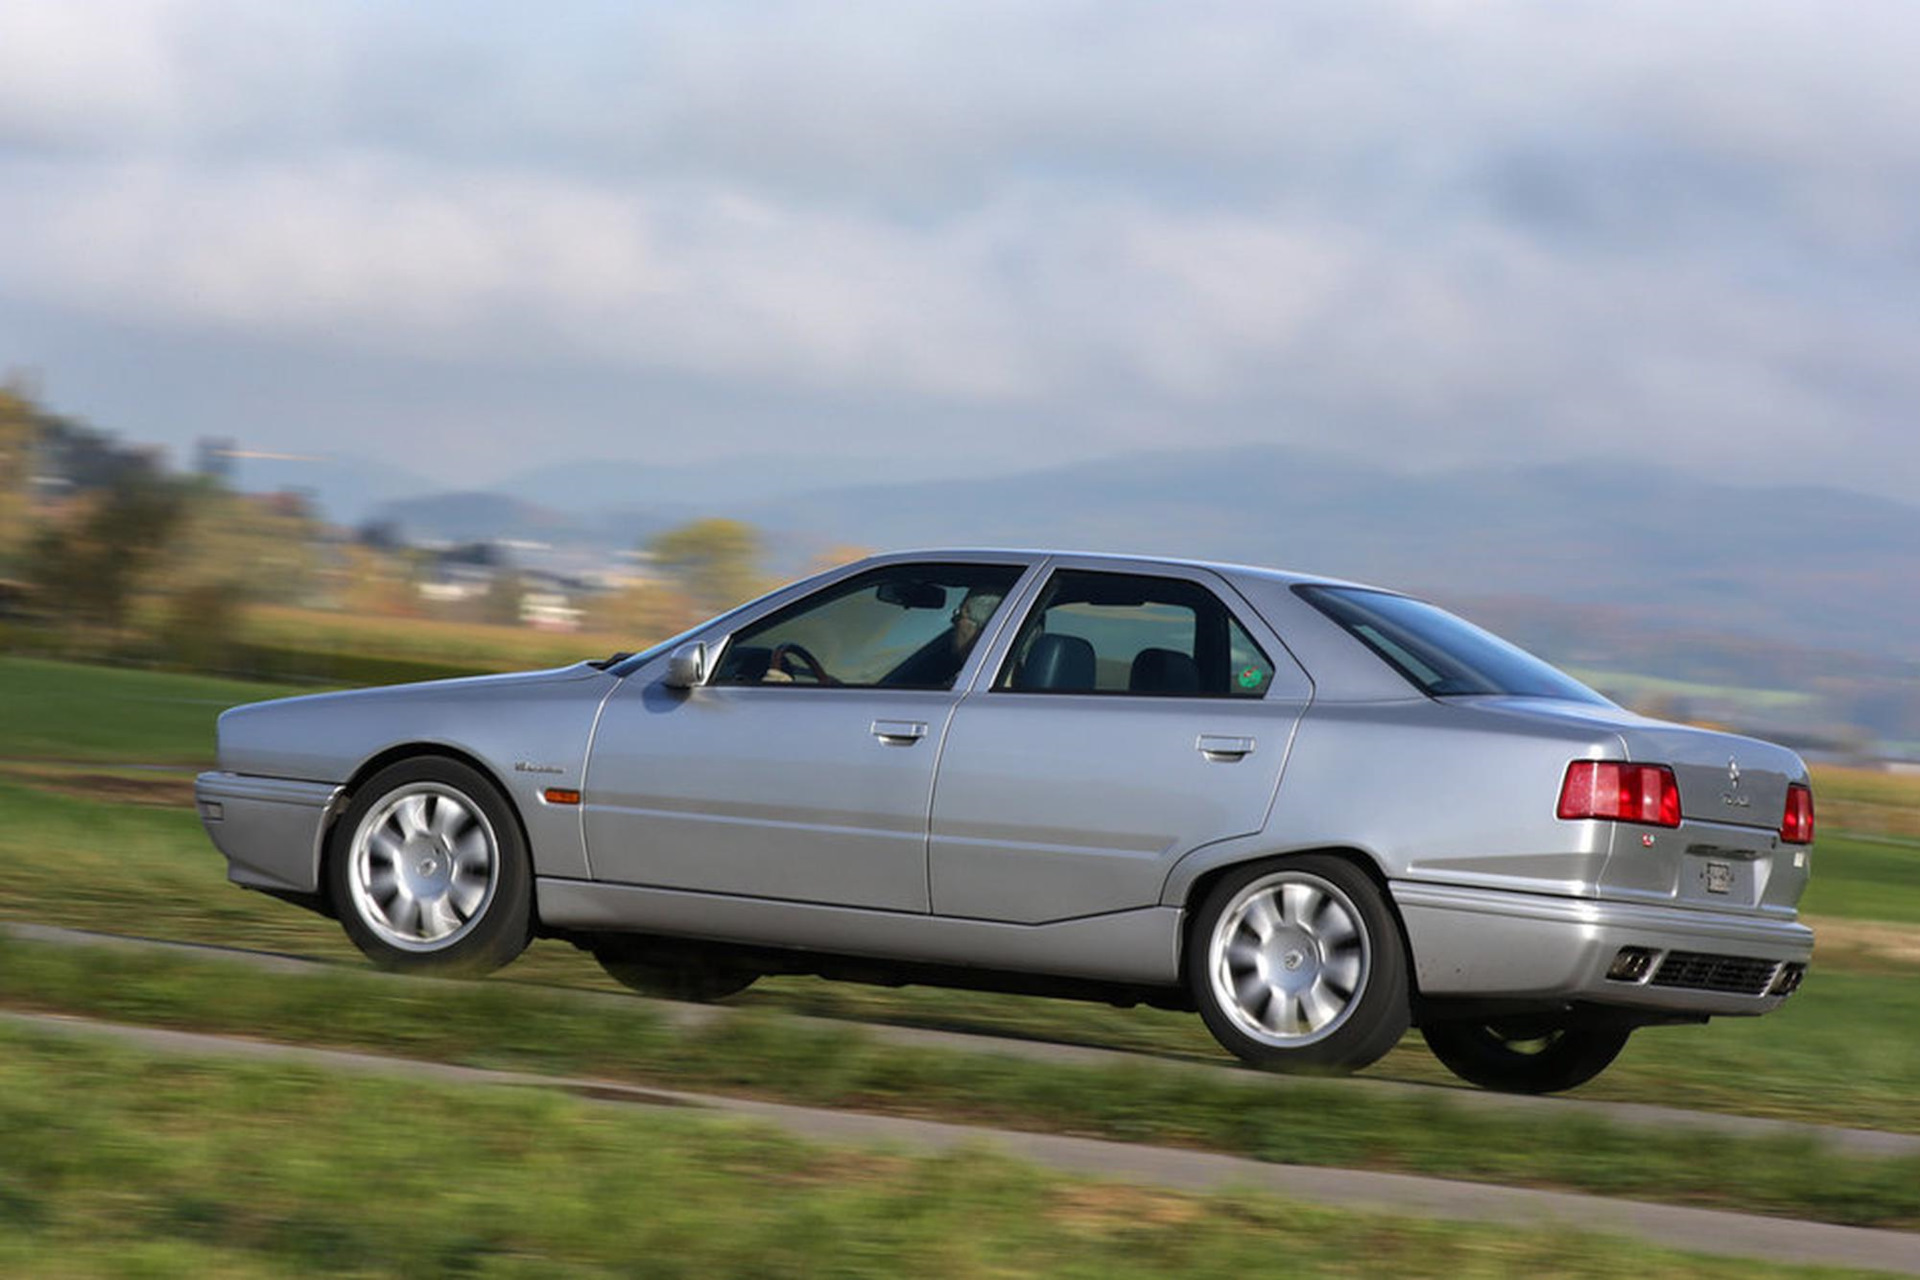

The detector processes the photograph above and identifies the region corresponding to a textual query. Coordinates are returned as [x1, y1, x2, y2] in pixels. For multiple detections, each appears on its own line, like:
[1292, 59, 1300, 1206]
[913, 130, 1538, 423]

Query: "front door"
[583, 560, 1029, 911]
[929, 563, 1310, 923]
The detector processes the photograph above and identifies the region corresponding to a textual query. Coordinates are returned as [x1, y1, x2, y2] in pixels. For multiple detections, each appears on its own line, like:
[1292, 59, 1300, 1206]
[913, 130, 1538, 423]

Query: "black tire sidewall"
[328, 757, 533, 975]
[1188, 854, 1411, 1072]
[1420, 1021, 1631, 1094]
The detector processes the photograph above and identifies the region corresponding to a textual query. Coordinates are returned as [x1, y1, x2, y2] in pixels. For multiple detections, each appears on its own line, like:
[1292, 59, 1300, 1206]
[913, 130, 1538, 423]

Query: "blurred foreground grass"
[2, 769, 1918, 1135]
[2, 654, 1918, 1138]
[4, 936, 1920, 1230]
[0, 1024, 1865, 1280]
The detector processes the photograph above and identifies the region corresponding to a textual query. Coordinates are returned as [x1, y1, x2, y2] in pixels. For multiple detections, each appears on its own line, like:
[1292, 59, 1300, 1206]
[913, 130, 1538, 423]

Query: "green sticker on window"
[1238, 666, 1267, 689]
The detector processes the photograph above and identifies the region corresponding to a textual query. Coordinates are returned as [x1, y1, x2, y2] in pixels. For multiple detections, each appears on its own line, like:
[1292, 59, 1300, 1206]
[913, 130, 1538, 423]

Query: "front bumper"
[1392, 880, 1814, 1017]
[195, 772, 342, 895]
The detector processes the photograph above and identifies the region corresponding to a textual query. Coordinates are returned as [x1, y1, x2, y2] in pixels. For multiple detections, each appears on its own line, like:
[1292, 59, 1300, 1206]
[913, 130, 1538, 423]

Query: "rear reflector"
[1557, 761, 1682, 828]
[543, 788, 581, 806]
[1780, 783, 1815, 845]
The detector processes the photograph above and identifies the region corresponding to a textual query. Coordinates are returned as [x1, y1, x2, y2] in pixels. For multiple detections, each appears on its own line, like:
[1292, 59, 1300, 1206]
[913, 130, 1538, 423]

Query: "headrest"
[1129, 647, 1199, 693]
[1015, 633, 1097, 691]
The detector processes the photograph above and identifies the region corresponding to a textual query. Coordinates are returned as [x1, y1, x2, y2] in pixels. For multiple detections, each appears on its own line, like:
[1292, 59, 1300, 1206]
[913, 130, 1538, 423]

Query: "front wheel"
[328, 758, 533, 976]
[1189, 855, 1410, 1073]
[1421, 1019, 1631, 1093]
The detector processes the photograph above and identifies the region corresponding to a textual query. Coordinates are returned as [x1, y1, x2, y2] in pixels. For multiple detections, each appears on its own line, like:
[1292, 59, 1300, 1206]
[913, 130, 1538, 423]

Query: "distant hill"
[360, 490, 588, 547]
[735, 446, 1920, 665]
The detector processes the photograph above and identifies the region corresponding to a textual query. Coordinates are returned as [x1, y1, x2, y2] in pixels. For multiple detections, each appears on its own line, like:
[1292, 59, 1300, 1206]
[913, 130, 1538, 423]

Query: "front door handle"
[1197, 734, 1255, 762]
[871, 719, 929, 745]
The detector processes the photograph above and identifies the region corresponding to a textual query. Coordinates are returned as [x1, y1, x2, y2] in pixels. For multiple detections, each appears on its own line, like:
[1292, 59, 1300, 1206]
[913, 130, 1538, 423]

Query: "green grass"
[0, 655, 308, 764]
[4, 935, 1920, 1233]
[2, 1024, 1871, 1280]
[1801, 831, 1920, 924]
[3, 770, 1920, 1136]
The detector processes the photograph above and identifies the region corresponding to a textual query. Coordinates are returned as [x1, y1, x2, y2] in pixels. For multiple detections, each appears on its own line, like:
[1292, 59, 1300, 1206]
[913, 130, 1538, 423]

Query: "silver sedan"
[197, 550, 1815, 1092]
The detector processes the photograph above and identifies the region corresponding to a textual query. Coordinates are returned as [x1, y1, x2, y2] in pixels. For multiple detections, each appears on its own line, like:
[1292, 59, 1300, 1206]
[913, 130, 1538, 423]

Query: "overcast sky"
[1, 0, 1915, 502]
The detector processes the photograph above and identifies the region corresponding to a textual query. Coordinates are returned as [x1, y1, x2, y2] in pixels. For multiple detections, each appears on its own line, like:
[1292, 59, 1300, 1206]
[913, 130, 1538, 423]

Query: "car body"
[197, 550, 1816, 1089]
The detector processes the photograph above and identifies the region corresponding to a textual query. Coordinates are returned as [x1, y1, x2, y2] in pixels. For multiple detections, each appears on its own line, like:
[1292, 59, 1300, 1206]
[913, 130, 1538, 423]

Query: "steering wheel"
[768, 641, 837, 686]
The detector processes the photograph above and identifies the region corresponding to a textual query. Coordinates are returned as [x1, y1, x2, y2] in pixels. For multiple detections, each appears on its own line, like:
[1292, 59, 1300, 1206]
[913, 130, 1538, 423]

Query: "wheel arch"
[1175, 845, 1421, 997]
[318, 742, 534, 920]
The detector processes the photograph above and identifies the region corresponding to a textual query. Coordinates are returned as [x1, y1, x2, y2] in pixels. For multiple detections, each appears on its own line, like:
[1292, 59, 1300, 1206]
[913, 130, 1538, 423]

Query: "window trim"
[986, 566, 1280, 701]
[706, 560, 1033, 693]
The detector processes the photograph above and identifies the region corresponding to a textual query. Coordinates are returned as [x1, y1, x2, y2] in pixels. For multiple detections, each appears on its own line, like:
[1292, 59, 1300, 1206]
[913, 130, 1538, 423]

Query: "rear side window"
[995, 570, 1274, 697]
[1296, 584, 1607, 704]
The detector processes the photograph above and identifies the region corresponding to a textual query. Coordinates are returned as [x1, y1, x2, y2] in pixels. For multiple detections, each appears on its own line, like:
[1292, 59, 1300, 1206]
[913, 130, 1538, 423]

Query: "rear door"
[928, 559, 1311, 923]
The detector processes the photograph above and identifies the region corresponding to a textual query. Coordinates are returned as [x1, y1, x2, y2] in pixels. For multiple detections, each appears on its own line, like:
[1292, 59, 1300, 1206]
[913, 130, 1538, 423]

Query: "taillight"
[1780, 783, 1815, 845]
[1557, 761, 1682, 828]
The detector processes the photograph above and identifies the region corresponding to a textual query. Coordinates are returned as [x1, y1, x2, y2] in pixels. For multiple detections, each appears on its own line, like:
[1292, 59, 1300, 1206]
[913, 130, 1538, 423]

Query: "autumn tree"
[0, 385, 34, 574]
[26, 472, 185, 649]
[646, 518, 766, 615]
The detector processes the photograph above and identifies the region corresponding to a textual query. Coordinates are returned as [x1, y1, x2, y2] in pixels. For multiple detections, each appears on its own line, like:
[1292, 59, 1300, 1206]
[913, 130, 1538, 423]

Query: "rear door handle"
[1197, 734, 1255, 762]
[871, 719, 929, 745]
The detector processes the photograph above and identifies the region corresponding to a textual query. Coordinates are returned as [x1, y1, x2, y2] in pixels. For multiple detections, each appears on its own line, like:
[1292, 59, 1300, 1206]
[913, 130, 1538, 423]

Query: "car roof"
[855, 547, 1394, 595]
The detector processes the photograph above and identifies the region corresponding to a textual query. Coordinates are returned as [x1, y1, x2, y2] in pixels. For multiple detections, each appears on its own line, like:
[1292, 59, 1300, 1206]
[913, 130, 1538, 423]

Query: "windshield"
[1296, 585, 1609, 704]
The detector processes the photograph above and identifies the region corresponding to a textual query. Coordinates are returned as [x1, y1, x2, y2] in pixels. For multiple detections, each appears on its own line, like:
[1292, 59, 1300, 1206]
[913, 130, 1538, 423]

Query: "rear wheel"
[594, 944, 759, 1002]
[1189, 855, 1410, 1073]
[328, 758, 532, 976]
[1421, 1019, 1630, 1093]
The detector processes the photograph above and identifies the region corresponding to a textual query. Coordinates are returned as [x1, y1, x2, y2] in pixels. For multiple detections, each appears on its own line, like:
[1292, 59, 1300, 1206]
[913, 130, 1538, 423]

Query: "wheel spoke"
[1282, 882, 1323, 929]
[451, 829, 491, 877]
[385, 895, 421, 937]
[1225, 938, 1263, 973]
[366, 865, 400, 902]
[1322, 949, 1363, 996]
[394, 795, 431, 839]
[1240, 891, 1281, 941]
[1232, 968, 1272, 1014]
[1301, 982, 1346, 1030]
[428, 795, 469, 842]
[1315, 907, 1357, 951]
[448, 875, 486, 918]
[419, 895, 461, 939]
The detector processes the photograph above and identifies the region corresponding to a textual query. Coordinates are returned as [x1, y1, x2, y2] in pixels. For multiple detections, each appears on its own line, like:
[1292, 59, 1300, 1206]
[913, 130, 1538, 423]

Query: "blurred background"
[1, 2, 1917, 760]
[3, 3, 1919, 1276]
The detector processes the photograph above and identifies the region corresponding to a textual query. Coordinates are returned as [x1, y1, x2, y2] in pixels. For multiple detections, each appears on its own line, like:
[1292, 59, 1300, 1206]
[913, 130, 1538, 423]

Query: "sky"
[1, 0, 1916, 503]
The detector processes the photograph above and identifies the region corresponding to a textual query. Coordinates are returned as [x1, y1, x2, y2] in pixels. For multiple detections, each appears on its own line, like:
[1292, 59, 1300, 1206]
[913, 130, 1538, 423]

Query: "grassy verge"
[1, 1024, 1864, 1280]
[243, 603, 639, 671]
[3, 933, 1919, 1231]
[3, 769, 1920, 1133]
[1800, 830, 1920, 924]
[0, 655, 307, 764]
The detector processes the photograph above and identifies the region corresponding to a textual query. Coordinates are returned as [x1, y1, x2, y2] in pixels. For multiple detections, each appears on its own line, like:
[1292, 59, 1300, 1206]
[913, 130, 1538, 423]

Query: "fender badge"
[515, 761, 566, 775]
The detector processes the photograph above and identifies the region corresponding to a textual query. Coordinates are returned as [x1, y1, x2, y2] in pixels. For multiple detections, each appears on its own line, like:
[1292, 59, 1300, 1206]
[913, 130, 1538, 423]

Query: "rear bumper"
[1393, 880, 1813, 1017]
[195, 772, 341, 895]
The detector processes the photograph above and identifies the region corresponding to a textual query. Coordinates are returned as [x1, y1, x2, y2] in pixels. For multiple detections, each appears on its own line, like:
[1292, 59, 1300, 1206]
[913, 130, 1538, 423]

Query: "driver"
[947, 588, 1002, 668]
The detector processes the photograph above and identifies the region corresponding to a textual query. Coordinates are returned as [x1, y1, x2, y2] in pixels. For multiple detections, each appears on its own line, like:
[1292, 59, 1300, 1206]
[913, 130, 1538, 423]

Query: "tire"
[327, 757, 533, 976]
[1188, 855, 1410, 1073]
[1421, 1019, 1631, 1094]
[593, 944, 759, 1002]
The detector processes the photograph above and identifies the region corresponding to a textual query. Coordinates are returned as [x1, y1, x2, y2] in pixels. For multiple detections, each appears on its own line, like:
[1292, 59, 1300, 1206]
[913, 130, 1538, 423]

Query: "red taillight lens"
[1780, 783, 1815, 845]
[1557, 761, 1682, 828]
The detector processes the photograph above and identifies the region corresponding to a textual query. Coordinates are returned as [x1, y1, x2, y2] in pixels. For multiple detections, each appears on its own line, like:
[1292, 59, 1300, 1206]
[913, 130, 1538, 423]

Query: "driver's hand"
[763, 668, 794, 683]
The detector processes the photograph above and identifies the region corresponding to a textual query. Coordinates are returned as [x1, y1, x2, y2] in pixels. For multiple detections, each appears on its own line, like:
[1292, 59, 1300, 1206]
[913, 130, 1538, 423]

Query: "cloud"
[0, 0, 1915, 497]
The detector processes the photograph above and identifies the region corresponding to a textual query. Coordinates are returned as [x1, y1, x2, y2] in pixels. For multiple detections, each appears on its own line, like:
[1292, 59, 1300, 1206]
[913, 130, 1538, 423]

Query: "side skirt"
[535, 877, 1184, 989]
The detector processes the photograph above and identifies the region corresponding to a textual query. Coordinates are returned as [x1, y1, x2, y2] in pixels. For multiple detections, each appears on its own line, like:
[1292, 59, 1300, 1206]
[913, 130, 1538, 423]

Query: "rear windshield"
[1295, 585, 1609, 704]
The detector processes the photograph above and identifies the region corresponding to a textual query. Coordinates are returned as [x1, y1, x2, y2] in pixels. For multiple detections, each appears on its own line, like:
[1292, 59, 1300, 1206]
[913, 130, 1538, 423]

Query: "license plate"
[1705, 861, 1734, 894]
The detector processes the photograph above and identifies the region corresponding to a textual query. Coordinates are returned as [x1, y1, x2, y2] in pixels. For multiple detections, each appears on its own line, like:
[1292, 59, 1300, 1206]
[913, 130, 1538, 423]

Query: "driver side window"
[712, 563, 1025, 690]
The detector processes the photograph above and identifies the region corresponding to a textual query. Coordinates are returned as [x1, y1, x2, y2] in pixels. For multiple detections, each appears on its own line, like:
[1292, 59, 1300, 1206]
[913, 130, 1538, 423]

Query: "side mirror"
[663, 641, 711, 689]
